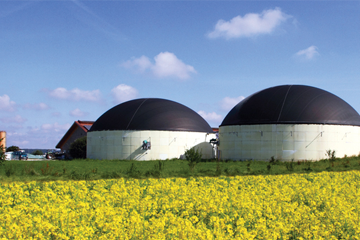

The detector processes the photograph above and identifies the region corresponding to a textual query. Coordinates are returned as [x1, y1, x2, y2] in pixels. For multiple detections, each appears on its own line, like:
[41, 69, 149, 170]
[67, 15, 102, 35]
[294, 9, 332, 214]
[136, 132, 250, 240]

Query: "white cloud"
[41, 122, 71, 132]
[122, 52, 197, 80]
[6, 131, 26, 137]
[198, 110, 223, 123]
[152, 52, 197, 79]
[0, 94, 16, 112]
[5, 129, 35, 148]
[208, 8, 290, 39]
[23, 102, 50, 111]
[0, 115, 27, 124]
[220, 96, 245, 111]
[47, 87, 101, 102]
[111, 84, 138, 104]
[295, 46, 319, 60]
[70, 108, 88, 117]
[122, 55, 152, 72]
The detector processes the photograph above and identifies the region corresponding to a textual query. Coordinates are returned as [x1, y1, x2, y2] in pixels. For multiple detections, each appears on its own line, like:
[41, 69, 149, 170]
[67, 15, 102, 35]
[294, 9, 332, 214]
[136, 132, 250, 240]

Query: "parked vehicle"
[45, 151, 56, 159]
[13, 151, 28, 160]
[5, 152, 12, 160]
[54, 151, 65, 160]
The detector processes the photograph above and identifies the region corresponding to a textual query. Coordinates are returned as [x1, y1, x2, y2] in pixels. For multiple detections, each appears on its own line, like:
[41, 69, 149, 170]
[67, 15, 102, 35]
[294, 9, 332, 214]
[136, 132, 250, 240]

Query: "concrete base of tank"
[218, 124, 360, 161]
[87, 130, 216, 160]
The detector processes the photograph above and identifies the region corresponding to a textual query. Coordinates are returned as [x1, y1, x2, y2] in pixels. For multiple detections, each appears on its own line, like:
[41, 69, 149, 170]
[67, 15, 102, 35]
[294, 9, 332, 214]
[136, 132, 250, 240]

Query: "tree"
[69, 137, 87, 159]
[32, 150, 43, 155]
[6, 145, 20, 152]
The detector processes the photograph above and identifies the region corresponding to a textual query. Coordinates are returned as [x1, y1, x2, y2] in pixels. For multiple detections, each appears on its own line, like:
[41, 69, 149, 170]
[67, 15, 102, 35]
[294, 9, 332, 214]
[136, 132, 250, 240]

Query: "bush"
[326, 149, 336, 161]
[185, 147, 202, 171]
[69, 137, 87, 159]
[326, 149, 336, 168]
[6, 146, 20, 152]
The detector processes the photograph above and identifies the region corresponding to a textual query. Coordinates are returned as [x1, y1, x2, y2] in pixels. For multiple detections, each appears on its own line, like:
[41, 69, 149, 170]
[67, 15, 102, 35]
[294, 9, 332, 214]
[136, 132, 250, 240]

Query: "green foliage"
[267, 164, 271, 172]
[4, 164, 15, 177]
[326, 149, 336, 168]
[101, 171, 122, 179]
[267, 156, 279, 173]
[269, 156, 280, 165]
[185, 147, 202, 171]
[32, 150, 44, 155]
[23, 164, 39, 176]
[6, 145, 19, 152]
[215, 161, 222, 176]
[145, 160, 165, 178]
[285, 159, 294, 172]
[326, 149, 336, 161]
[224, 167, 240, 176]
[246, 160, 252, 173]
[69, 170, 93, 180]
[40, 163, 53, 176]
[303, 161, 313, 172]
[1, 155, 360, 181]
[127, 163, 141, 178]
[69, 137, 87, 159]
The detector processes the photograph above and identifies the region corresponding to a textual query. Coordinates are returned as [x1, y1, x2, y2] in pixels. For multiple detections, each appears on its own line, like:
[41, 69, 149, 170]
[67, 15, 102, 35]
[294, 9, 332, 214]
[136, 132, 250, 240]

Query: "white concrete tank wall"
[219, 124, 360, 161]
[87, 130, 216, 160]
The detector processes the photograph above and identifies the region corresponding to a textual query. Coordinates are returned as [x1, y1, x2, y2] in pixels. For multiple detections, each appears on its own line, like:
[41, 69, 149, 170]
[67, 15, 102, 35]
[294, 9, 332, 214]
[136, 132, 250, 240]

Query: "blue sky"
[1, 0, 360, 149]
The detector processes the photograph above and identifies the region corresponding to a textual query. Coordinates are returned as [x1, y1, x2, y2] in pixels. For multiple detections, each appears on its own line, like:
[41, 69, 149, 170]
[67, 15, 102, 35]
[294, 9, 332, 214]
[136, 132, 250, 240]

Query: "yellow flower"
[1, 171, 360, 239]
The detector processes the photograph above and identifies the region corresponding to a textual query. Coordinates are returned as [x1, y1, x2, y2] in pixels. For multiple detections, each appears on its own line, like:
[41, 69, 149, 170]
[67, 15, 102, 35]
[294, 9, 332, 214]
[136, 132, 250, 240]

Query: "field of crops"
[1, 171, 360, 239]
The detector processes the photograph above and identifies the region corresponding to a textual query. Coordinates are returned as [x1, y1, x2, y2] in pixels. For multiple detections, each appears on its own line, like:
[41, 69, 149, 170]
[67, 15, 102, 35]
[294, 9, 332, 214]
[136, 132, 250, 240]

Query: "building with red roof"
[56, 120, 93, 157]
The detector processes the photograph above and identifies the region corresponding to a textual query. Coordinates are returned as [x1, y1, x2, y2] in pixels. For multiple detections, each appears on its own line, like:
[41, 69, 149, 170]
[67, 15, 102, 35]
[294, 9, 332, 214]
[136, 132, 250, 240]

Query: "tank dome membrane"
[90, 98, 213, 133]
[221, 85, 360, 127]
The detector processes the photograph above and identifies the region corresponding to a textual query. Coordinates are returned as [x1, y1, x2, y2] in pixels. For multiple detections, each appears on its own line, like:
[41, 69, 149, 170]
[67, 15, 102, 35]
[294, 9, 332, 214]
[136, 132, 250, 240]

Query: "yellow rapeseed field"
[1, 171, 360, 239]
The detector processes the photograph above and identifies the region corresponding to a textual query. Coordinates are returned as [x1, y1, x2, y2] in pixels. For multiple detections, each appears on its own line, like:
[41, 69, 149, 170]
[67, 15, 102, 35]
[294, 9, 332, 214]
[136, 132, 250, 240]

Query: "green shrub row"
[1, 153, 360, 182]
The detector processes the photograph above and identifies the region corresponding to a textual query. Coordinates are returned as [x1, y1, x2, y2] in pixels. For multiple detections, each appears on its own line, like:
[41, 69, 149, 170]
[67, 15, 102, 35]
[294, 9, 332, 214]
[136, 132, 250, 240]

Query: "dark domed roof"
[90, 98, 213, 132]
[221, 85, 360, 126]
